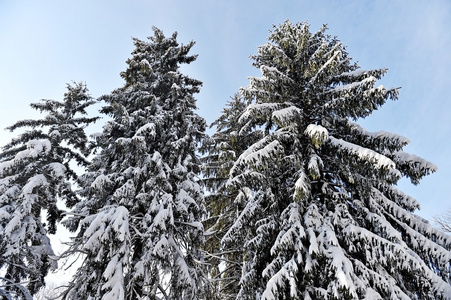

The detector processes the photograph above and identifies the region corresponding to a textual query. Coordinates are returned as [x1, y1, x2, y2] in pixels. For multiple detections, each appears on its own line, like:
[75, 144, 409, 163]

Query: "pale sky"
[1, 0, 450, 224]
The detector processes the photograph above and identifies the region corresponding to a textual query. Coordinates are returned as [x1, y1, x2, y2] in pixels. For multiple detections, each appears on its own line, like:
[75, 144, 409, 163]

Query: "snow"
[1, 140, 52, 172]
[306, 228, 318, 255]
[260, 65, 294, 84]
[329, 136, 399, 174]
[294, 169, 310, 200]
[332, 76, 377, 93]
[346, 120, 410, 147]
[308, 46, 341, 84]
[180, 179, 202, 194]
[261, 266, 289, 300]
[101, 255, 125, 300]
[363, 287, 384, 300]
[82, 206, 130, 256]
[152, 235, 169, 257]
[0, 207, 11, 220]
[134, 261, 144, 278]
[103, 254, 119, 280]
[0, 181, 20, 201]
[0, 160, 14, 176]
[230, 136, 284, 178]
[26, 139, 51, 157]
[153, 208, 170, 230]
[116, 137, 132, 146]
[176, 256, 193, 286]
[339, 69, 371, 78]
[270, 216, 305, 256]
[393, 150, 438, 172]
[304, 124, 329, 147]
[135, 122, 156, 138]
[91, 174, 112, 190]
[271, 105, 302, 126]
[49, 129, 61, 139]
[111, 206, 129, 243]
[222, 195, 260, 246]
[4, 213, 21, 236]
[307, 154, 323, 179]
[243, 140, 284, 165]
[60, 123, 77, 130]
[48, 162, 66, 177]
[238, 102, 281, 124]
[338, 68, 388, 81]
[22, 174, 48, 197]
[181, 221, 203, 231]
[0, 140, 53, 178]
[90, 132, 103, 138]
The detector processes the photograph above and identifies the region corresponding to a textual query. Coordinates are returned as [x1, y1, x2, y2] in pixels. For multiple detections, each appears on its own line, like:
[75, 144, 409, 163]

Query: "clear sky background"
[0, 1, 450, 234]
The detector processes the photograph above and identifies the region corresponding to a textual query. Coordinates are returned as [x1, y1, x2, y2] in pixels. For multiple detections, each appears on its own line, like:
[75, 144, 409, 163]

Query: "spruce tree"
[202, 94, 263, 299]
[0, 82, 97, 299]
[62, 28, 207, 300]
[213, 20, 451, 299]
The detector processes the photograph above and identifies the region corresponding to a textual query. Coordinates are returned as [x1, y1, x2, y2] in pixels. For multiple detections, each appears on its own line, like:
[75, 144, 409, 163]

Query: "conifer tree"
[0, 82, 97, 299]
[62, 28, 207, 300]
[202, 94, 263, 299]
[214, 20, 451, 299]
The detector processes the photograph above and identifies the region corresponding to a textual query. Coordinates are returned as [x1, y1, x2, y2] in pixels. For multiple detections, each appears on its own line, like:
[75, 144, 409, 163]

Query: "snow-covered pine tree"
[62, 28, 207, 300]
[0, 82, 97, 299]
[202, 93, 264, 299]
[218, 20, 451, 299]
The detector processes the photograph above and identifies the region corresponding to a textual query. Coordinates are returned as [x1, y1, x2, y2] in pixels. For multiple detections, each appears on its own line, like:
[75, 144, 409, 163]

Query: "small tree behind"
[434, 209, 451, 234]
[202, 93, 264, 299]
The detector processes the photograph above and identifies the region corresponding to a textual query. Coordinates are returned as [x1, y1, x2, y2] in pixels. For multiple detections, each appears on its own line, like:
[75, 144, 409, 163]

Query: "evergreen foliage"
[207, 20, 451, 299]
[1, 20, 449, 300]
[202, 93, 263, 299]
[0, 82, 97, 299]
[62, 28, 207, 300]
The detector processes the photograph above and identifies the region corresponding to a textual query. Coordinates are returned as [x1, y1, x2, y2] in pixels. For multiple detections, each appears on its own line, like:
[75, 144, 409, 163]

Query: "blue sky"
[0, 0, 450, 222]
